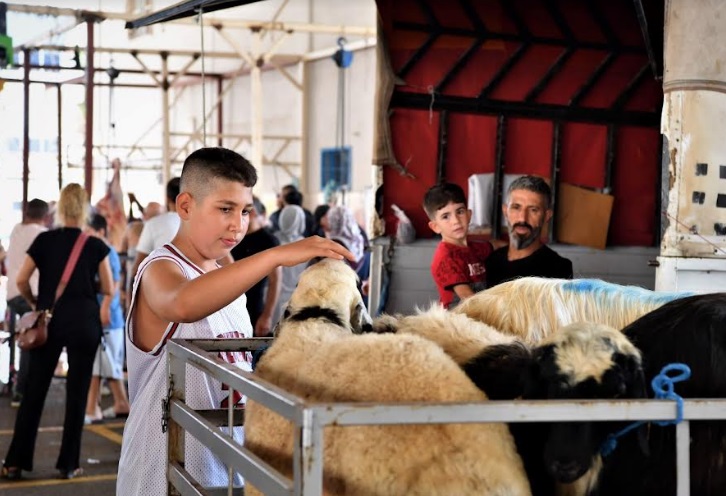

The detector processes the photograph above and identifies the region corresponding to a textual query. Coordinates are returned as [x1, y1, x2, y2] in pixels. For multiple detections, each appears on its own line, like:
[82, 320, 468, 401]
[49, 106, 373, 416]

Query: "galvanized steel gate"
[166, 338, 726, 496]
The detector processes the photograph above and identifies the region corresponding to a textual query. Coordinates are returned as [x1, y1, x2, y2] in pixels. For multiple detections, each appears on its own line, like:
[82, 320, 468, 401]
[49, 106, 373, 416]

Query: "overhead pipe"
[84, 16, 96, 198]
[22, 47, 30, 220]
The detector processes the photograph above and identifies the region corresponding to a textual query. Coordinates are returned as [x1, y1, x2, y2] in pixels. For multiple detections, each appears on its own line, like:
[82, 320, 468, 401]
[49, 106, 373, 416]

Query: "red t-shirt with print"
[431, 239, 494, 308]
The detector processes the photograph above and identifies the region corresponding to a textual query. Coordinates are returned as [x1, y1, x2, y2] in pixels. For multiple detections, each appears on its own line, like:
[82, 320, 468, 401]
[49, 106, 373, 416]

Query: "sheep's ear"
[463, 342, 533, 400]
[351, 300, 373, 334]
[522, 345, 555, 399]
[611, 353, 647, 400]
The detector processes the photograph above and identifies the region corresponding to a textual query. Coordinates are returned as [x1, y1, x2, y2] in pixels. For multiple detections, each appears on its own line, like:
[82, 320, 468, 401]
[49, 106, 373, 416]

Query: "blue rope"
[600, 363, 691, 457]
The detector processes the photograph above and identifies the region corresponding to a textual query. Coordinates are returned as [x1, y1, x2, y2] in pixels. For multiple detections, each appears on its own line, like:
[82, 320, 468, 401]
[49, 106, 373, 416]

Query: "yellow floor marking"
[0, 473, 117, 490]
[85, 424, 124, 445]
[0, 425, 63, 436]
[0, 421, 125, 437]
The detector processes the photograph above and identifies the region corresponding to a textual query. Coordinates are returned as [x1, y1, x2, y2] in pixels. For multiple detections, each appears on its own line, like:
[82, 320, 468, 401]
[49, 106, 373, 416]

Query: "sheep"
[372, 305, 555, 495]
[452, 278, 691, 343]
[244, 259, 531, 496]
[463, 293, 726, 496]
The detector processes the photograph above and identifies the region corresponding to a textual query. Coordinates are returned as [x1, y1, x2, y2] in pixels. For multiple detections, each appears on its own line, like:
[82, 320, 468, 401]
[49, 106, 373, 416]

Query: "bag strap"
[53, 231, 89, 305]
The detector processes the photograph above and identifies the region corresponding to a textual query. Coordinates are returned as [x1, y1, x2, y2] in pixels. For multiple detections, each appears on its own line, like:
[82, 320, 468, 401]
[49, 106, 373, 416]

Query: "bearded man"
[485, 175, 573, 288]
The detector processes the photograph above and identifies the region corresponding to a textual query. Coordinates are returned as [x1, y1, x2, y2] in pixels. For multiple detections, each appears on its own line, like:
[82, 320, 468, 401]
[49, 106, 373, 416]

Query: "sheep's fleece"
[244, 259, 530, 496]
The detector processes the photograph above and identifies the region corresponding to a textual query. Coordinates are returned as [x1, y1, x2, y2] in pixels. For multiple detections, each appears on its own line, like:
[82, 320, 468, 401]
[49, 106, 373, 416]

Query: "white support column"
[300, 59, 309, 200]
[656, 0, 726, 292]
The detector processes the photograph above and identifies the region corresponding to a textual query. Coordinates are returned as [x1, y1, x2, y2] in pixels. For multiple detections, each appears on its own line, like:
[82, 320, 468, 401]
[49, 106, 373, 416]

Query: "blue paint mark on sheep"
[562, 279, 693, 305]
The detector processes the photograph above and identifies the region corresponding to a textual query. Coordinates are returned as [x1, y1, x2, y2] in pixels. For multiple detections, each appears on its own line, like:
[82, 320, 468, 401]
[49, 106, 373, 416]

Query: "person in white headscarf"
[272, 205, 307, 325]
[325, 206, 365, 270]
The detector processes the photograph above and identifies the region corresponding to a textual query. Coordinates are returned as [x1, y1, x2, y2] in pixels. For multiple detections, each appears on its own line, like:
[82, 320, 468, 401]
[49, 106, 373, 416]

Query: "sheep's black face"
[526, 343, 646, 484]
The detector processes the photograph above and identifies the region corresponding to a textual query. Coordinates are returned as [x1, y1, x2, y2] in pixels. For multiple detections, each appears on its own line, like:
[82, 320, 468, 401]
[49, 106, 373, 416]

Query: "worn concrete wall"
[656, 0, 726, 291]
[660, 91, 726, 258]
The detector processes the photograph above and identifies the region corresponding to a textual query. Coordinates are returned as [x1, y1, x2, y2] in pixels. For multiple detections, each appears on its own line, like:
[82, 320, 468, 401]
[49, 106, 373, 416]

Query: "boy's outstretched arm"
[136, 236, 353, 344]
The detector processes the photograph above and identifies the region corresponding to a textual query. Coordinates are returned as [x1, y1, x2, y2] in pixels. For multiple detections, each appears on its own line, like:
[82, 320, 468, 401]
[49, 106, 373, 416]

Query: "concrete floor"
[0, 378, 123, 496]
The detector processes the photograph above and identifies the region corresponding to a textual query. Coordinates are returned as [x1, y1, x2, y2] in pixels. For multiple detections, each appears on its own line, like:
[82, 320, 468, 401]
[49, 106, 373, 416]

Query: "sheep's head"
[281, 259, 372, 334]
[525, 323, 646, 484]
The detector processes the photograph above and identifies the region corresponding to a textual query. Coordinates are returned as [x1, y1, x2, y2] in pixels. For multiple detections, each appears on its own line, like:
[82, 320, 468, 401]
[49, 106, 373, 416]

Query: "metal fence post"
[167, 349, 187, 496]
[676, 420, 690, 496]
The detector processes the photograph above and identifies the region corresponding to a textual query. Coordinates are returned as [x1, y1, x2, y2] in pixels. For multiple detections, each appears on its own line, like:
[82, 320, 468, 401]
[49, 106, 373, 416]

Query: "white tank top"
[117, 244, 253, 495]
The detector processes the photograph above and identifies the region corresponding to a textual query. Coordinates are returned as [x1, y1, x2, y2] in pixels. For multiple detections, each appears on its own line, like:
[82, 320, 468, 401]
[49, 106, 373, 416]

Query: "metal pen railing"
[166, 338, 726, 496]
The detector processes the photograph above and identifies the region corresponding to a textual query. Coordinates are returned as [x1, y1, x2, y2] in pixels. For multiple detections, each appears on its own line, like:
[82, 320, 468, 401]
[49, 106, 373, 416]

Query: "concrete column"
[656, 0, 726, 291]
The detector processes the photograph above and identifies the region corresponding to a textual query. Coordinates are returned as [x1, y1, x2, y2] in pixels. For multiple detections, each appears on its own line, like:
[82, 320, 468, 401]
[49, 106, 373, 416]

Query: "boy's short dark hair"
[283, 189, 303, 206]
[166, 177, 181, 203]
[26, 198, 49, 220]
[180, 147, 258, 197]
[87, 212, 107, 234]
[507, 175, 552, 208]
[422, 183, 467, 219]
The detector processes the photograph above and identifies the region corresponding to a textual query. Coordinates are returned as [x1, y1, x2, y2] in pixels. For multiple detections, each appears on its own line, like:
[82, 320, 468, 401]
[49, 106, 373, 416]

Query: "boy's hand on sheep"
[277, 236, 356, 266]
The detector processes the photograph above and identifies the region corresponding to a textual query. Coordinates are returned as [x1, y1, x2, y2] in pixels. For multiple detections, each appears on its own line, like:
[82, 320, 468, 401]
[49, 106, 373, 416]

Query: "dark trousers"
[6, 296, 32, 395]
[3, 330, 98, 472]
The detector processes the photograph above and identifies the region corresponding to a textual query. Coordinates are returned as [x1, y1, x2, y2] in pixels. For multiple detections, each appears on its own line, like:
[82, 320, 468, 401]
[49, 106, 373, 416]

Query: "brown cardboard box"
[556, 183, 614, 249]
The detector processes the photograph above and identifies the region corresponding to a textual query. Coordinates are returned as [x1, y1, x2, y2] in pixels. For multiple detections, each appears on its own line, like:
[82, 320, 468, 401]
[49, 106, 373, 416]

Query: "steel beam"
[57, 83, 63, 191]
[394, 22, 645, 54]
[84, 18, 95, 198]
[436, 110, 448, 183]
[492, 115, 507, 238]
[162, 52, 171, 186]
[390, 91, 659, 127]
[21, 48, 30, 219]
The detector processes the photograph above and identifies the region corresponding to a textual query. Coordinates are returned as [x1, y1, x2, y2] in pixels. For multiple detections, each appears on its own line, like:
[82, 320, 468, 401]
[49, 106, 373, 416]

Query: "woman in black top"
[1, 184, 113, 481]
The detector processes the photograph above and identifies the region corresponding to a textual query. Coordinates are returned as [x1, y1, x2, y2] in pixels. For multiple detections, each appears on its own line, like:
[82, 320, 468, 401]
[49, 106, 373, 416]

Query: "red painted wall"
[379, 0, 662, 246]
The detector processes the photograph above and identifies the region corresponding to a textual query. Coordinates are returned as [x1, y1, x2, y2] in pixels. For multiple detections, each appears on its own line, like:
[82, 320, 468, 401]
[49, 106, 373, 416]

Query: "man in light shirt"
[129, 177, 181, 289]
[5, 199, 49, 407]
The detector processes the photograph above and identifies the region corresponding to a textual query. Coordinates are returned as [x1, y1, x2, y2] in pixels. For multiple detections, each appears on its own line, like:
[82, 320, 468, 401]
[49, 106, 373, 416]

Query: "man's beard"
[508, 222, 542, 250]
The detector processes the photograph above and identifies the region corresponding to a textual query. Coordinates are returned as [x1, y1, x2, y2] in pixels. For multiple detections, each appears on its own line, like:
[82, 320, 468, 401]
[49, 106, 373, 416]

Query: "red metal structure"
[378, 0, 663, 247]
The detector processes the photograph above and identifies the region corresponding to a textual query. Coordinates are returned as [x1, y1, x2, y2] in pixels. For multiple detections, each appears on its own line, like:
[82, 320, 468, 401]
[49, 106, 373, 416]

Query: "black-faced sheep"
[244, 259, 531, 496]
[464, 293, 726, 496]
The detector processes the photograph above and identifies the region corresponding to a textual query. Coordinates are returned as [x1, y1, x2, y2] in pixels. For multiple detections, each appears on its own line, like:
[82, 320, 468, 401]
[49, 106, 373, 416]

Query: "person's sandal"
[1, 466, 22, 480]
[58, 467, 84, 480]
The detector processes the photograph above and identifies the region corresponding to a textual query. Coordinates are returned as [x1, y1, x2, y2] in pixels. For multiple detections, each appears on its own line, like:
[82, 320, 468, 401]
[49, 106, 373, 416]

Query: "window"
[320, 147, 352, 191]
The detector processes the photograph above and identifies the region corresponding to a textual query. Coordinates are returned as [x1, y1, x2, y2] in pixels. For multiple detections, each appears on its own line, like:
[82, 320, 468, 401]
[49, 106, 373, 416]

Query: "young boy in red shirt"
[423, 183, 497, 308]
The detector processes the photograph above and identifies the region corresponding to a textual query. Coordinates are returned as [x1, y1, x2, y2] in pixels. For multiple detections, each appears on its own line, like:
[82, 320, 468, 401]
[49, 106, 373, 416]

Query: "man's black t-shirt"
[485, 245, 573, 289]
[230, 228, 280, 326]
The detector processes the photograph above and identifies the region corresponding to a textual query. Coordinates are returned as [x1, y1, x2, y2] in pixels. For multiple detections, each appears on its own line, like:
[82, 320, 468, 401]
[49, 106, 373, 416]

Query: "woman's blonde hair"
[56, 183, 89, 226]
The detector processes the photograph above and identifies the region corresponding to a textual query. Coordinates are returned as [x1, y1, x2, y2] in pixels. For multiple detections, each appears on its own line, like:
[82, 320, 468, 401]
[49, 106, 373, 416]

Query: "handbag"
[17, 232, 89, 351]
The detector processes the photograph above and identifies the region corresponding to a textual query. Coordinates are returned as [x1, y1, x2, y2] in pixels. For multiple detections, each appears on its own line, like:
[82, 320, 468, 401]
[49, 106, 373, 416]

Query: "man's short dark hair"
[180, 147, 258, 198]
[87, 212, 107, 234]
[26, 198, 49, 221]
[283, 189, 303, 206]
[506, 175, 552, 208]
[422, 183, 467, 219]
[252, 196, 266, 215]
[166, 177, 181, 203]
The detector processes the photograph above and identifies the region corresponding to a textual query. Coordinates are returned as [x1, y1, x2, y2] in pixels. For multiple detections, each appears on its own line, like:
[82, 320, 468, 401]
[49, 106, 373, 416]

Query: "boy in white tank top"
[117, 147, 354, 495]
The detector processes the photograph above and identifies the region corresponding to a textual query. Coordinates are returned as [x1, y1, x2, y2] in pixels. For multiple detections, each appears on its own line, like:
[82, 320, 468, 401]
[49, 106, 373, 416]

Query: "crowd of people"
[0, 146, 570, 488]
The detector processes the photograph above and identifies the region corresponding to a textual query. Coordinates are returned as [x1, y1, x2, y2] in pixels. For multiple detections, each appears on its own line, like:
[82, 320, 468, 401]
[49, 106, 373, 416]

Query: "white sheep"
[454, 278, 690, 343]
[244, 259, 531, 496]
